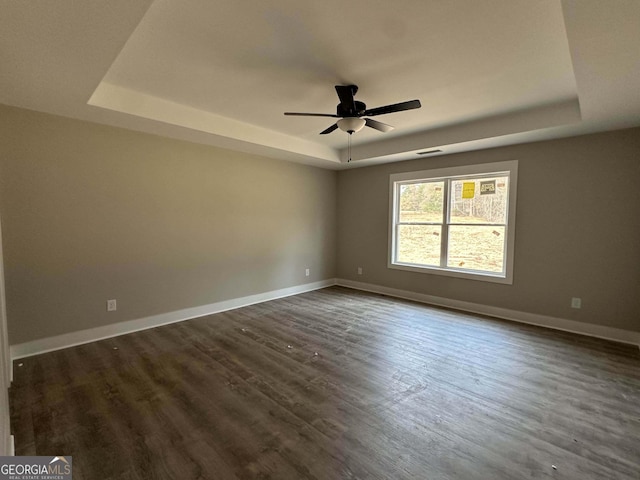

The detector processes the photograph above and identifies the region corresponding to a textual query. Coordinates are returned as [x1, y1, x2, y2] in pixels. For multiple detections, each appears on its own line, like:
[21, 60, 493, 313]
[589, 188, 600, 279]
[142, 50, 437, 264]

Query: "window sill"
[388, 262, 513, 285]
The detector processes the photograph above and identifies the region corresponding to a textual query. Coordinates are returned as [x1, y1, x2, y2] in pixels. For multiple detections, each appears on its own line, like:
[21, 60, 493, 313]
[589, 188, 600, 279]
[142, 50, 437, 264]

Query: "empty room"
[1, 1, 639, 479]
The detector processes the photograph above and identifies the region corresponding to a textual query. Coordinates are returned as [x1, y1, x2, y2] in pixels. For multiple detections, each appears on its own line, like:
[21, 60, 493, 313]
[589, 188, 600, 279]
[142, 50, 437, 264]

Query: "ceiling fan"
[284, 85, 421, 136]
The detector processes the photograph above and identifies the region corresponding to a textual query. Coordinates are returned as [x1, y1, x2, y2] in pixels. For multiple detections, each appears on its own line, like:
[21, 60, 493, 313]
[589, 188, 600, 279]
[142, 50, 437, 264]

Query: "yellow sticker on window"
[462, 182, 475, 199]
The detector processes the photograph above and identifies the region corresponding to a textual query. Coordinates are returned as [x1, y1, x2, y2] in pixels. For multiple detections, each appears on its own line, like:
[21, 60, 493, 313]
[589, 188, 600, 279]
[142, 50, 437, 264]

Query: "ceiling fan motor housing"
[337, 100, 366, 117]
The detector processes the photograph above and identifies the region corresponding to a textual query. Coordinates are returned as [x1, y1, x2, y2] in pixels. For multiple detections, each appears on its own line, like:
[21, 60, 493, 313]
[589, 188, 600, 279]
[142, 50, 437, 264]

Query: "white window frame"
[388, 160, 518, 284]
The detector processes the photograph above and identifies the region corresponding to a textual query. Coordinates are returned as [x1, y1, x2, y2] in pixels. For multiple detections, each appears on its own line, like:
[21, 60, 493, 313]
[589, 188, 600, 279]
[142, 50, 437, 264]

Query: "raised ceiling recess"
[2, 0, 639, 168]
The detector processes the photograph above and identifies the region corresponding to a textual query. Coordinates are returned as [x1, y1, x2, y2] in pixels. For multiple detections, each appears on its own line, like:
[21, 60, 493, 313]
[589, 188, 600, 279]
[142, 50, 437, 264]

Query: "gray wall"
[337, 128, 640, 332]
[1, 103, 639, 346]
[0, 105, 337, 345]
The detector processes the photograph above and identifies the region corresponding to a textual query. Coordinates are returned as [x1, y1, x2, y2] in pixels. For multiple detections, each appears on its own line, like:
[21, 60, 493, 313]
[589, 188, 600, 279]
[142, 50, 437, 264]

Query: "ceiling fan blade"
[335, 85, 357, 113]
[364, 99, 421, 117]
[284, 112, 340, 117]
[320, 123, 338, 135]
[365, 118, 394, 133]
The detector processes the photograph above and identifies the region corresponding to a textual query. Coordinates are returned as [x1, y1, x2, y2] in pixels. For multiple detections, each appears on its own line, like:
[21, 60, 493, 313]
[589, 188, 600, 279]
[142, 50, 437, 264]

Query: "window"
[389, 160, 518, 283]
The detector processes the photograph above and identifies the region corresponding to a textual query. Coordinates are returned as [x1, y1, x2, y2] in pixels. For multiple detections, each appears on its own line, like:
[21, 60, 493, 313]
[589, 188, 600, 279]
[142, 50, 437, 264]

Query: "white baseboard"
[336, 278, 640, 348]
[10, 279, 337, 360]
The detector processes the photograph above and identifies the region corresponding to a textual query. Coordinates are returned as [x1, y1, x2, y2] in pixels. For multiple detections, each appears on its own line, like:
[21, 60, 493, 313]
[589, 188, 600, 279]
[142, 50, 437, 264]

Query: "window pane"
[450, 176, 508, 224]
[399, 181, 444, 223]
[447, 225, 505, 273]
[396, 225, 442, 266]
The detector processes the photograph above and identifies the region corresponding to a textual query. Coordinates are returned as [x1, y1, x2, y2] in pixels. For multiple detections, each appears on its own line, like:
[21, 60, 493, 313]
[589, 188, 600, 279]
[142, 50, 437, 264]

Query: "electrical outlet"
[305, 268, 310, 277]
[107, 299, 117, 312]
[571, 297, 581, 309]
[357, 267, 363, 275]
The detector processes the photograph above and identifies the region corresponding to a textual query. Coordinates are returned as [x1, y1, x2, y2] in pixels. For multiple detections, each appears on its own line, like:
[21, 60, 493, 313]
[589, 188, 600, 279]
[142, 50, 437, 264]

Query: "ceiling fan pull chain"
[348, 133, 352, 163]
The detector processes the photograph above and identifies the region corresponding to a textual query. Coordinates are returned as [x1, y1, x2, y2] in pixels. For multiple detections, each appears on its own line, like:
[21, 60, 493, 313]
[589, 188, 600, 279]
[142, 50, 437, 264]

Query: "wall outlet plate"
[571, 297, 581, 309]
[107, 299, 117, 312]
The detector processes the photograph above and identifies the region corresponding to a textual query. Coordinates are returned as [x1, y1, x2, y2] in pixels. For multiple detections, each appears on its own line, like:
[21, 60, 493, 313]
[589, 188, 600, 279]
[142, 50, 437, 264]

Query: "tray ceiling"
[1, 0, 639, 168]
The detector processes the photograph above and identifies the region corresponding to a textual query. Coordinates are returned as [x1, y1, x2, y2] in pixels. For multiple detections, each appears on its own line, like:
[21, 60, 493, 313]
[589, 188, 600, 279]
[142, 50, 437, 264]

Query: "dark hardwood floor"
[10, 286, 640, 479]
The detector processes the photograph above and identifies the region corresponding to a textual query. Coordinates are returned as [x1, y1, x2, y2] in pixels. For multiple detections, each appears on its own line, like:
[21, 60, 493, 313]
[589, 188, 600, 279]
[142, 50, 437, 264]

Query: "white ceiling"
[1, 0, 639, 169]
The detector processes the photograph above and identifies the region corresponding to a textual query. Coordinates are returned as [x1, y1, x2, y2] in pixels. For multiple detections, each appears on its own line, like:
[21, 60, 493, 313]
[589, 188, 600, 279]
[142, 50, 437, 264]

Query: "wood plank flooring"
[10, 286, 640, 479]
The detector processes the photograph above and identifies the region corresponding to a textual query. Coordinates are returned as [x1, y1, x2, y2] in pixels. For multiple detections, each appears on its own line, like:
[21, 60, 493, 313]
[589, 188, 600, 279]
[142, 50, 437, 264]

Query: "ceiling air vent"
[417, 149, 442, 155]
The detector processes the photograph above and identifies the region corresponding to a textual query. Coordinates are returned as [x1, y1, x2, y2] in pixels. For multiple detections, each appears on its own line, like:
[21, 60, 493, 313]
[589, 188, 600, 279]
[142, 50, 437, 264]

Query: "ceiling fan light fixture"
[337, 117, 366, 134]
